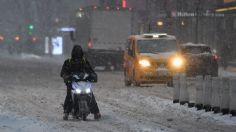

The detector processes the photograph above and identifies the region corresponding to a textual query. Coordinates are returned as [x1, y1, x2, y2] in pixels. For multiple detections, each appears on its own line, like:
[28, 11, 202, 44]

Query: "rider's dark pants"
[63, 85, 100, 114]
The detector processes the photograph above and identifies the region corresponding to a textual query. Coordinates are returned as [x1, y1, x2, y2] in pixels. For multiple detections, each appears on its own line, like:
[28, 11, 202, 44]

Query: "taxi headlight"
[139, 60, 151, 67]
[172, 57, 184, 68]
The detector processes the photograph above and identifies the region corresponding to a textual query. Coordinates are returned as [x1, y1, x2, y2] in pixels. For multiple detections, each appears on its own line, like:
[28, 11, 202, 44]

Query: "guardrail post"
[203, 75, 212, 112]
[195, 75, 204, 110]
[179, 74, 189, 105]
[173, 74, 180, 103]
[187, 77, 196, 108]
[211, 77, 221, 113]
[220, 77, 230, 115]
[229, 78, 236, 116]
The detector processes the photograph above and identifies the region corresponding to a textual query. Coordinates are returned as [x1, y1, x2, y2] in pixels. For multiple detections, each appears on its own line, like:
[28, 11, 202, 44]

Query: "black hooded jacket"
[60, 45, 96, 82]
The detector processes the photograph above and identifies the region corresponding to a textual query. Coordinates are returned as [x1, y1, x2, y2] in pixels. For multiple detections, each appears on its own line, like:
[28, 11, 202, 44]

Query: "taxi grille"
[152, 61, 169, 68]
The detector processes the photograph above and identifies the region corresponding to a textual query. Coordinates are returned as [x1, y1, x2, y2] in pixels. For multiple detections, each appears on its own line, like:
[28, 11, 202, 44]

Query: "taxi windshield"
[137, 39, 177, 53]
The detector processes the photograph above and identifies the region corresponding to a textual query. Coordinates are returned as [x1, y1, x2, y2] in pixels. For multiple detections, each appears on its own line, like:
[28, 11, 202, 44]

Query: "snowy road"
[0, 56, 236, 132]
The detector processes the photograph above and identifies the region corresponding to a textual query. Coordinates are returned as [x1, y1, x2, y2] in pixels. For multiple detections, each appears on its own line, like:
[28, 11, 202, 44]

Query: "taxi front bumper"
[139, 71, 172, 83]
[135, 67, 182, 84]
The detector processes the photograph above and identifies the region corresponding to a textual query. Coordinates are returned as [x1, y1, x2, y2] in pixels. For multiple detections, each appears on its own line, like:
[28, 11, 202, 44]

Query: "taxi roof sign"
[143, 33, 167, 38]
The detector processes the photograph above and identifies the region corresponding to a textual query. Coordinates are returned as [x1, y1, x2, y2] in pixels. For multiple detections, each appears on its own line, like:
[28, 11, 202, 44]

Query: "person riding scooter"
[60, 45, 101, 120]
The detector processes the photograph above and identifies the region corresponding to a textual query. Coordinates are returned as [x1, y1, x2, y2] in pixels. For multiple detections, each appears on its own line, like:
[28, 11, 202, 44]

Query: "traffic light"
[28, 24, 34, 30]
[28, 24, 34, 35]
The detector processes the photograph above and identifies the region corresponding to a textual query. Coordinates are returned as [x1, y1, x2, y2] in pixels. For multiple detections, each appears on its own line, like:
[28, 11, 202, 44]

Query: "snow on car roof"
[181, 42, 209, 47]
[129, 33, 176, 40]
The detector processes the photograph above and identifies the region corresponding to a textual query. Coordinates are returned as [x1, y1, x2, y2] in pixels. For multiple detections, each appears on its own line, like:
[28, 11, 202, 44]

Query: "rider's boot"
[63, 113, 69, 120]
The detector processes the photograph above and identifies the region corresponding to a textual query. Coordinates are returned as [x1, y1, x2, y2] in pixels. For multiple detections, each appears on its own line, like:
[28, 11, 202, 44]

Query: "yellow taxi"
[123, 33, 185, 86]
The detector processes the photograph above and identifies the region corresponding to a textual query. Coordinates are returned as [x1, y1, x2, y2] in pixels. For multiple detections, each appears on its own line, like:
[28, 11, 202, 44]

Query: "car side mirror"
[128, 49, 132, 56]
[128, 49, 135, 57]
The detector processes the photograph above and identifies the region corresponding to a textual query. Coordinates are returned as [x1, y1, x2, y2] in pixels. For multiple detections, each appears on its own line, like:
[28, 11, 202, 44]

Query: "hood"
[140, 52, 176, 60]
[71, 45, 84, 59]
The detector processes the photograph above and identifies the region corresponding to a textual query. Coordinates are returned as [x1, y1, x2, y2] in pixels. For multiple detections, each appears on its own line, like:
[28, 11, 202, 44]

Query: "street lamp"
[157, 21, 164, 26]
[15, 36, 20, 41]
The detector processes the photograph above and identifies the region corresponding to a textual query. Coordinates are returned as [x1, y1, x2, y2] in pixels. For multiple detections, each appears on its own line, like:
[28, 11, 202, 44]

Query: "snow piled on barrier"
[119, 89, 236, 126]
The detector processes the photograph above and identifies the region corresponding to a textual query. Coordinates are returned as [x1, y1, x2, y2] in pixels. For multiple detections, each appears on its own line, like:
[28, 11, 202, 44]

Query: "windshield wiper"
[151, 52, 160, 54]
[141, 51, 159, 54]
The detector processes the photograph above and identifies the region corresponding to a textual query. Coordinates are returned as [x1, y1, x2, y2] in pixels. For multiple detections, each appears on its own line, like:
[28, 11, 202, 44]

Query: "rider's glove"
[71, 76, 78, 82]
[87, 73, 97, 82]
[64, 78, 72, 87]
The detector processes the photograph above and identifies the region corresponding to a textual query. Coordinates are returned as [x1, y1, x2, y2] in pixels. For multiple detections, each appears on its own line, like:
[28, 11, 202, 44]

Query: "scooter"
[71, 74, 93, 121]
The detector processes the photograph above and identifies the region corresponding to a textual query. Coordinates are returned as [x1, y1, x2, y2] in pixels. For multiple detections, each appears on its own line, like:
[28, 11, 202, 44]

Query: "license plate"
[156, 67, 169, 76]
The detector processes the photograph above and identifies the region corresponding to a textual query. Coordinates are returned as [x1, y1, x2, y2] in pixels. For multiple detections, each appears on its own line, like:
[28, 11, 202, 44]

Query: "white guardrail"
[173, 74, 236, 116]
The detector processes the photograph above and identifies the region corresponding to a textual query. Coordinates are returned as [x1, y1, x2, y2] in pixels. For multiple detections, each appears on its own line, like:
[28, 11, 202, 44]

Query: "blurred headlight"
[75, 89, 82, 94]
[139, 60, 151, 67]
[85, 88, 91, 93]
[172, 57, 184, 68]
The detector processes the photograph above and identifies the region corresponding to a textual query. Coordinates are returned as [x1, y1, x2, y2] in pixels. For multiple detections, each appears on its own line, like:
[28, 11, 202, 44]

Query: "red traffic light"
[0, 35, 4, 41]
[32, 37, 37, 42]
[122, 0, 127, 8]
[87, 38, 93, 48]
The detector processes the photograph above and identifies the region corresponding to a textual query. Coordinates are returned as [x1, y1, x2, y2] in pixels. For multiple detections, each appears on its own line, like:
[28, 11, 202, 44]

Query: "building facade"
[216, 0, 236, 60]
